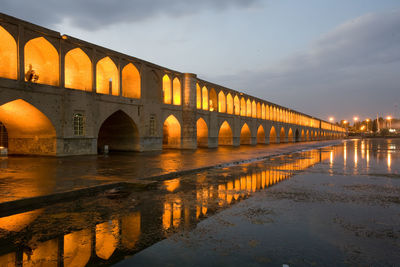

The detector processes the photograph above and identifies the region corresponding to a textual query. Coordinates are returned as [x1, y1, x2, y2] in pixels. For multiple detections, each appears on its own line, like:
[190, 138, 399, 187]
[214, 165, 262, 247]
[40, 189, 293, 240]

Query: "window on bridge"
[261, 104, 265, 120]
[209, 89, 217, 112]
[234, 95, 240, 115]
[197, 118, 208, 147]
[280, 127, 286, 143]
[96, 57, 119, 96]
[0, 99, 56, 155]
[252, 101, 257, 118]
[196, 84, 201, 109]
[95, 220, 119, 260]
[226, 93, 233, 114]
[266, 105, 270, 120]
[240, 123, 251, 145]
[288, 128, 294, 142]
[65, 48, 92, 92]
[97, 110, 139, 152]
[172, 78, 181, 105]
[63, 229, 92, 267]
[218, 91, 226, 113]
[24, 37, 59, 86]
[0, 122, 8, 148]
[122, 63, 141, 99]
[202, 86, 208, 110]
[0, 26, 17, 80]
[163, 75, 172, 104]
[257, 125, 265, 144]
[73, 113, 85, 136]
[269, 126, 277, 144]
[246, 99, 251, 117]
[218, 121, 232, 146]
[240, 97, 246, 116]
[256, 102, 261, 119]
[163, 115, 181, 149]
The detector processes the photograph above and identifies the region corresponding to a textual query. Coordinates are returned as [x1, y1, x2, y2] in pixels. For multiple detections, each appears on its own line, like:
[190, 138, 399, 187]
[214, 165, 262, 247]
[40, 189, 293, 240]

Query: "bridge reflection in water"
[2, 139, 395, 266]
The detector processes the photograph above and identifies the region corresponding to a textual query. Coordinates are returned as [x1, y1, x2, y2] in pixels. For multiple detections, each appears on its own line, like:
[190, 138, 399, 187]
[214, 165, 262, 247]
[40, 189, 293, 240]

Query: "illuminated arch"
[0, 26, 17, 80]
[197, 117, 208, 147]
[122, 63, 141, 98]
[98, 110, 139, 152]
[163, 75, 172, 104]
[0, 99, 56, 155]
[301, 129, 305, 141]
[240, 97, 246, 116]
[269, 126, 277, 144]
[209, 88, 217, 111]
[261, 104, 265, 119]
[202, 86, 208, 110]
[24, 37, 59, 86]
[96, 56, 119, 95]
[257, 125, 265, 144]
[288, 128, 294, 142]
[196, 84, 201, 109]
[246, 99, 252, 117]
[121, 212, 141, 250]
[96, 220, 119, 260]
[218, 121, 233, 146]
[218, 91, 226, 113]
[163, 115, 181, 148]
[280, 127, 286, 143]
[172, 77, 181, 105]
[226, 93, 233, 114]
[233, 95, 240, 115]
[240, 123, 251, 145]
[306, 130, 310, 141]
[64, 229, 92, 267]
[65, 48, 92, 91]
[273, 107, 277, 121]
[252, 101, 257, 118]
[266, 105, 270, 120]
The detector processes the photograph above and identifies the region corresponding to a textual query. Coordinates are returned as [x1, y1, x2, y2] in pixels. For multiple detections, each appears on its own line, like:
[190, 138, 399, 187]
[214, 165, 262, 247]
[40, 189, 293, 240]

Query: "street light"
[329, 117, 334, 122]
[386, 116, 392, 129]
[366, 118, 370, 132]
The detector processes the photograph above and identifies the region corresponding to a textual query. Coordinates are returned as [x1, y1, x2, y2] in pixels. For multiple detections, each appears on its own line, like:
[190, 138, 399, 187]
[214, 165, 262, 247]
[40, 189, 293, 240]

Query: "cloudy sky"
[2, 0, 400, 122]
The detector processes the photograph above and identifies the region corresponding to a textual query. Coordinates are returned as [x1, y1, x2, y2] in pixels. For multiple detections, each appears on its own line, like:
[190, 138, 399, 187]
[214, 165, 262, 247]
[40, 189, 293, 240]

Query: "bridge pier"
[181, 73, 197, 149]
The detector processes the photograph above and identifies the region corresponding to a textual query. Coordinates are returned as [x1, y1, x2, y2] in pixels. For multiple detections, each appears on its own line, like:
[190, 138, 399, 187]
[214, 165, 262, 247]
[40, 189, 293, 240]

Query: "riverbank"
[0, 140, 342, 206]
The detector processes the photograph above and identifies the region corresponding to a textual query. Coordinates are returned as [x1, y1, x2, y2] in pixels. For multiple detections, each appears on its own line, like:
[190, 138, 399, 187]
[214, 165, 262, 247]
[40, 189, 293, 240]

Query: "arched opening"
[122, 63, 141, 98]
[252, 101, 257, 118]
[209, 88, 217, 112]
[266, 105, 270, 120]
[288, 128, 294, 142]
[24, 37, 59, 86]
[96, 220, 119, 260]
[196, 118, 208, 147]
[0, 26, 17, 80]
[306, 130, 310, 141]
[196, 84, 201, 109]
[261, 104, 265, 119]
[226, 93, 233, 114]
[240, 98, 246, 116]
[269, 126, 277, 144]
[257, 125, 265, 144]
[233, 95, 240, 115]
[96, 57, 119, 95]
[218, 121, 233, 146]
[0, 99, 56, 155]
[65, 48, 92, 91]
[218, 91, 226, 113]
[202, 86, 208, 110]
[240, 123, 251, 145]
[256, 103, 261, 119]
[97, 110, 139, 152]
[163, 75, 172, 104]
[280, 127, 286, 143]
[172, 77, 181, 105]
[295, 129, 300, 142]
[0, 122, 8, 149]
[301, 129, 305, 141]
[163, 115, 181, 149]
[64, 229, 92, 267]
[246, 99, 252, 117]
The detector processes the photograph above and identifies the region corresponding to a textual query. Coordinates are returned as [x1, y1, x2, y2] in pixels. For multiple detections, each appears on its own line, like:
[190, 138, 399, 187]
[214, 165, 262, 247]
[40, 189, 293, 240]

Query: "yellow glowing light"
[163, 75, 172, 104]
[23, 239, 58, 266]
[218, 121, 233, 146]
[353, 117, 358, 121]
[163, 115, 181, 148]
[96, 56, 119, 95]
[164, 178, 180, 192]
[172, 77, 181, 105]
[197, 118, 208, 147]
[329, 117, 334, 122]
[64, 229, 92, 267]
[257, 125, 265, 144]
[240, 123, 251, 145]
[0, 26, 17, 80]
[386, 116, 392, 120]
[95, 220, 119, 260]
[65, 48, 92, 91]
[122, 63, 141, 99]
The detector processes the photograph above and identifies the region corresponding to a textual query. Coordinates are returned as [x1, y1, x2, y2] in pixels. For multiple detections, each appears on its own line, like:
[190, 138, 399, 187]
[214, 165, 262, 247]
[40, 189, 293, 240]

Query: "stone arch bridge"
[0, 13, 345, 156]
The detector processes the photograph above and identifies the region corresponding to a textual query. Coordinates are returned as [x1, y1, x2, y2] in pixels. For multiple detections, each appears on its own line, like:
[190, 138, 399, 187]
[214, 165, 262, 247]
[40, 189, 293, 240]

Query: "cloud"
[1, 0, 259, 30]
[209, 9, 400, 119]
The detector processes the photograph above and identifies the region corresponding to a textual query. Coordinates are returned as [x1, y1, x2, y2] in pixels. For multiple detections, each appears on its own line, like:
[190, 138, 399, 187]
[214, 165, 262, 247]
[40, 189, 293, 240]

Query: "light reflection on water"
[0, 139, 398, 266]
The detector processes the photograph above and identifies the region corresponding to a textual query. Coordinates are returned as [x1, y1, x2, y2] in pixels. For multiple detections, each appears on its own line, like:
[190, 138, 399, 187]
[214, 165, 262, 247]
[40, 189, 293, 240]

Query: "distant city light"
[353, 117, 358, 122]
[386, 116, 392, 120]
[329, 117, 334, 122]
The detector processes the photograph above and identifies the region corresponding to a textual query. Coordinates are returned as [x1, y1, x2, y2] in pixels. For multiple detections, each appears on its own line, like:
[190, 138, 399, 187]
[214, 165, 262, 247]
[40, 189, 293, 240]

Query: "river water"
[0, 139, 398, 266]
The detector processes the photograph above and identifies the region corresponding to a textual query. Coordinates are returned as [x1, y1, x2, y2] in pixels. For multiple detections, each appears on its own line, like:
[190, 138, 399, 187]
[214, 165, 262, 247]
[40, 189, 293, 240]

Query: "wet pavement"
[0, 140, 339, 203]
[0, 138, 399, 266]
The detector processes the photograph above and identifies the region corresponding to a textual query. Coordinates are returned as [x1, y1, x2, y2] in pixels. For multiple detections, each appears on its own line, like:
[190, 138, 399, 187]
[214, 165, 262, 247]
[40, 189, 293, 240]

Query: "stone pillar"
[18, 25, 25, 82]
[181, 73, 197, 149]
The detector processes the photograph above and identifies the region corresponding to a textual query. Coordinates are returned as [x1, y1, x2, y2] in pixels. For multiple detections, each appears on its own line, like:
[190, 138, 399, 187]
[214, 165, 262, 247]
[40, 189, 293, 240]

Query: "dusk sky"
[2, 0, 400, 122]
